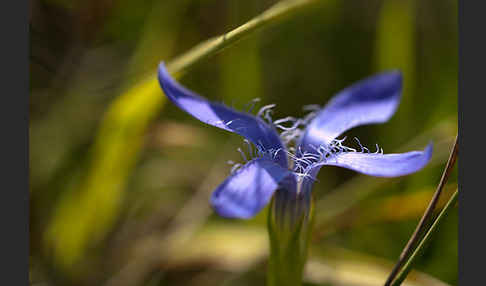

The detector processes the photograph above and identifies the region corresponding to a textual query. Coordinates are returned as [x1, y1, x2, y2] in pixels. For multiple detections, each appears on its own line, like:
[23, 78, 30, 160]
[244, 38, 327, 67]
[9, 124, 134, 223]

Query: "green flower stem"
[267, 191, 314, 286]
[390, 189, 458, 286]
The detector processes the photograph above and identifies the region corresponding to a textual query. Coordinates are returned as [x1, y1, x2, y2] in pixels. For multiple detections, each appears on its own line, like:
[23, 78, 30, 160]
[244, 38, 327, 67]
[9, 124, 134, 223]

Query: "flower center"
[227, 101, 384, 181]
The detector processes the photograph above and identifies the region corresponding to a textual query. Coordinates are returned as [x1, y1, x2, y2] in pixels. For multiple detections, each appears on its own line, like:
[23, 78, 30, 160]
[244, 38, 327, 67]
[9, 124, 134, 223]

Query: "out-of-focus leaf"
[220, 1, 262, 105]
[44, 76, 165, 271]
[315, 186, 456, 239]
[375, 0, 416, 145]
[166, 224, 268, 272]
[42, 0, 195, 274]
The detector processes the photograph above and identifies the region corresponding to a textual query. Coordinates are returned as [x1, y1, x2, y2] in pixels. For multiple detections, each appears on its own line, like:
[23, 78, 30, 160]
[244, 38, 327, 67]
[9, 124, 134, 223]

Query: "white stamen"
[246, 98, 261, 112]
[237, 148, 247, 162]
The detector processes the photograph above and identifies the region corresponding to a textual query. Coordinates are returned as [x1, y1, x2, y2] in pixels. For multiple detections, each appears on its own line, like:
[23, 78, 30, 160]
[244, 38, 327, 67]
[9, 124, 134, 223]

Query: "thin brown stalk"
[383, 134, 458, 286]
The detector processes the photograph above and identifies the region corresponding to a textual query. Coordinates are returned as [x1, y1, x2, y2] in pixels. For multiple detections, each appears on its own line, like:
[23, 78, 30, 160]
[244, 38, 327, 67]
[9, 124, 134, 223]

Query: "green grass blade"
[390, 189, 458, 286]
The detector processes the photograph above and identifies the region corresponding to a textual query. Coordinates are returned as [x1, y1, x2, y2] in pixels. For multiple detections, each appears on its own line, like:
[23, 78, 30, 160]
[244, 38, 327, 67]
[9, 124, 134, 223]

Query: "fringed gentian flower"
[158, 62, 432, 219]
[158, 62, 432, 286]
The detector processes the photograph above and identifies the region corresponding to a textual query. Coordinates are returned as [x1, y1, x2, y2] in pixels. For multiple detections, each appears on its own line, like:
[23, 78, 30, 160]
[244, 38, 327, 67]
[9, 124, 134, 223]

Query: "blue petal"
[323, 144, 433, 177]
[299, 71, 402, 152]
[210, 158, 297, 219]
[158, 63, 287, 167]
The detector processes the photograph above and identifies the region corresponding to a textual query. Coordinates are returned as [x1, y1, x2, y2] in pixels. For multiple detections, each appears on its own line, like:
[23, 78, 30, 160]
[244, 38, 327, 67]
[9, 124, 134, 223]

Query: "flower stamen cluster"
[231, 101, 386, 187]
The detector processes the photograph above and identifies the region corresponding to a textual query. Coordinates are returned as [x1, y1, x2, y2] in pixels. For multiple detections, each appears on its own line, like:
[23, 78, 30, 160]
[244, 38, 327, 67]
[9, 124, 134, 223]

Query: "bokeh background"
[29, 0, 458, 285]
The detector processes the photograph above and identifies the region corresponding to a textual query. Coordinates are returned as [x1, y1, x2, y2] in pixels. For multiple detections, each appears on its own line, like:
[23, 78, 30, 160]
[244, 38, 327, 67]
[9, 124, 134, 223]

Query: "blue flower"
[158, 63, 432, 219]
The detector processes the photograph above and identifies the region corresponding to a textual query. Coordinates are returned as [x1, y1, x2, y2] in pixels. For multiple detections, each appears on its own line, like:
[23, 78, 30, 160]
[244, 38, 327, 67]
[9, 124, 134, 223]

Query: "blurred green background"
[29, 0, 457, 285]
